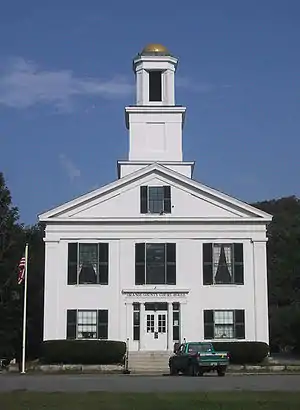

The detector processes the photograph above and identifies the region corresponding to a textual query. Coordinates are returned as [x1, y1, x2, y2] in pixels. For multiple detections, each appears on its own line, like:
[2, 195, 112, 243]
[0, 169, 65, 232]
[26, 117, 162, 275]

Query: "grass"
[1, 392, 300, 409]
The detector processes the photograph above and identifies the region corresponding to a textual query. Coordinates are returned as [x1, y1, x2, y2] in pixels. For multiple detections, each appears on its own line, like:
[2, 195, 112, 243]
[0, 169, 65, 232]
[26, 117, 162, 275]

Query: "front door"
[144, 311, 168, 350]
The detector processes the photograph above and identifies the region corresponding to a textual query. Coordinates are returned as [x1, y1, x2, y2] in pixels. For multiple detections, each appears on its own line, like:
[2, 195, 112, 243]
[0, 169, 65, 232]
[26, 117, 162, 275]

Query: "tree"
[24, 223, 45, 359]
[254, 196, 300, 353]
[0, 172, 24, 358]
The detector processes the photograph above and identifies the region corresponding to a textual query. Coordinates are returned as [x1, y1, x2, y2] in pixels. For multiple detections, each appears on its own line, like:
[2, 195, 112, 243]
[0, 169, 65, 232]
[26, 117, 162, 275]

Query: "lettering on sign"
[124, 292, 187, 297]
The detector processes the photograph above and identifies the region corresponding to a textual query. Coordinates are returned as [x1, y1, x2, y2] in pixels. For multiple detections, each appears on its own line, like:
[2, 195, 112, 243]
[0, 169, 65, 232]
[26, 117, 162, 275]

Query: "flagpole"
[21, 243, 29, 374]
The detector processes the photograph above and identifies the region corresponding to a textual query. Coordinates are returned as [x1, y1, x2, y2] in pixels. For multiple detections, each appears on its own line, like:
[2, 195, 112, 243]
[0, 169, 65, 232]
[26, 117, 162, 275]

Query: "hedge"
[212, 341, 269, 364]
[41, 340, 126, 365]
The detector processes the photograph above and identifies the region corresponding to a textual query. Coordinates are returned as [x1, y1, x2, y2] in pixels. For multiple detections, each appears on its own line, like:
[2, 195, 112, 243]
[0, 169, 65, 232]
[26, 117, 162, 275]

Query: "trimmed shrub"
[41, 340, 126, 365]
[212, 342, 269, 364]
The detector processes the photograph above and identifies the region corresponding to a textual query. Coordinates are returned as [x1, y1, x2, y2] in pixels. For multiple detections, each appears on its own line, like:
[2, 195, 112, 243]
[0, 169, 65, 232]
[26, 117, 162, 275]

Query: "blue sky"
[0, 0, 299, 225]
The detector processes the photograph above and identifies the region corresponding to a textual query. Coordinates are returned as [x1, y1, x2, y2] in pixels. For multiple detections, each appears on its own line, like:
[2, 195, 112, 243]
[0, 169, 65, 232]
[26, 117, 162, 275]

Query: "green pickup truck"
[169, 341, 229, 377]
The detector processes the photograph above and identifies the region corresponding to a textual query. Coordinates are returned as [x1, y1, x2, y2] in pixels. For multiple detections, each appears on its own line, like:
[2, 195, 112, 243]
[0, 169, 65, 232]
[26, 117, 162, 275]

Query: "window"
[204, 310, 245, 340]
[67, 243, 109, 285]
[173, 302, 180, 342]
[135, 243, 176, 285]
[149, 70, 162, 102]
[66, 309, 108, 339]
[133, 303, 140, 341]
[203, 243, 244, 285]
[77, 310, 97, 339]
[140, 186, 171, 214]
[158, 314, 166, 333]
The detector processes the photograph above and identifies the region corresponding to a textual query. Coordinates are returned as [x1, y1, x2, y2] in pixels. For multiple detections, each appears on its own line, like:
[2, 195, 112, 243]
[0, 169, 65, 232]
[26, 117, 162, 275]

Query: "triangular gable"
[38, 163, 272, 222]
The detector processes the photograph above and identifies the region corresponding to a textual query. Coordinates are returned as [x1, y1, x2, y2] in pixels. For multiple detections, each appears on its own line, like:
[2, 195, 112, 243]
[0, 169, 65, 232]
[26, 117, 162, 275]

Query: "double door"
[144, 311, 168, 351]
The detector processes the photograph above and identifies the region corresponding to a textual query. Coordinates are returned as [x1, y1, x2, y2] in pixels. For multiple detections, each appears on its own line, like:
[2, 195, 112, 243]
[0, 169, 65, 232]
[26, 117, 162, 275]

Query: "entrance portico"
[122, 289, 189, 351]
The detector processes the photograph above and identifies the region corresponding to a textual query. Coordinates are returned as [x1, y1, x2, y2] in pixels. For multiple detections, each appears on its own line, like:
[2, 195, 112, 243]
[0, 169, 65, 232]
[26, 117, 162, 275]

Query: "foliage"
[212, 341, 269, 364]
[253, 196, 300, 353]
[0, 172, 44, 361]
[0, 172, 23, 358]
[41, 340, 126, 365]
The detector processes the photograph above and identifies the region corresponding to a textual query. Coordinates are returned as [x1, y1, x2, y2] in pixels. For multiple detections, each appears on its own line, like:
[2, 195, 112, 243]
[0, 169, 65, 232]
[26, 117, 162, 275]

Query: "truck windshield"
[188, 344, 212, 353]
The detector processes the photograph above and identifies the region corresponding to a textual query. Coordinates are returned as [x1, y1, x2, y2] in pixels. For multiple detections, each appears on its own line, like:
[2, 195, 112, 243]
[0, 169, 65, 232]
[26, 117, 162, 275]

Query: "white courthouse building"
[39, 44, 272, 352]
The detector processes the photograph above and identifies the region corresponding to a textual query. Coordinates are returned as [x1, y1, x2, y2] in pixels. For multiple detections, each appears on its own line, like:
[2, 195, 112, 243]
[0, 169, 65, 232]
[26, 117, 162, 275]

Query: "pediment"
[39, 163, 271, 222]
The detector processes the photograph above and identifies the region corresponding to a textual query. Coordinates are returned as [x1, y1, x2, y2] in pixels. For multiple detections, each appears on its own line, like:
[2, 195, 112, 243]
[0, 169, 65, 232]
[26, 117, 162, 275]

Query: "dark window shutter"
[166, 243, 176, 285]
[234, 243, 244, 284]
[235, 310, 245, 339]
[67, 310, 77, 339]
[163, 186, 171, 213]
[97, 310, 108, 339]
[140, 186, 148, 213]
[68, 243, 78, 285]
[203, 243, 213, 285]
[98, 243, 109, 285]
[135, 243, 145, 285]
[204, 310, 214, 339]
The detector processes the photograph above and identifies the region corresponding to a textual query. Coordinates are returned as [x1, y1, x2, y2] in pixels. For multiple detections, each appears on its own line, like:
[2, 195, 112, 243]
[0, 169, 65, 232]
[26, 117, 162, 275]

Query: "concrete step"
[128, 351, 171, 372]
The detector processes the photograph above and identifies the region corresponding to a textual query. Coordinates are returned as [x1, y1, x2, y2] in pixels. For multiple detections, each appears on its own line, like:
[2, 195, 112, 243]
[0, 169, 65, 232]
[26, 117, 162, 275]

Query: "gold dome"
[141, 43, 170, 55]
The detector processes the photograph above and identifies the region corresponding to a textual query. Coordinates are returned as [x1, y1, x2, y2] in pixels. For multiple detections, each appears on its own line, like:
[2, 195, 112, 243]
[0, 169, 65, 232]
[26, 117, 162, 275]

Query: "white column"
[43, 240, 60, 340]
[252, 240, 269, 344]
[136, 69, 143, 105]
[164, 69, 175, 105]
[167, 302, 173, 351]
[140, 302, 145, 350]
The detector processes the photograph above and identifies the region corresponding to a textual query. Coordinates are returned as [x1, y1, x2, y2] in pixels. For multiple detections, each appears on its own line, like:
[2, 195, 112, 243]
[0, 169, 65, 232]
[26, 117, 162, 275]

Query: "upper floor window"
[135, 243, 176, 285]
[203, 243, 244, 285]
[67, 309, 108, 340]
[149, 70, 162, 102]
[204, 310, 245, 340]
[140, 186, 171, 214]
[67, 242, 109, 285]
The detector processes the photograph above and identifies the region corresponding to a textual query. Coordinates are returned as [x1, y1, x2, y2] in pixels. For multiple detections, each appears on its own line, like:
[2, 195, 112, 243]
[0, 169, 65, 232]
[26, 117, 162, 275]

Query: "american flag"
[17, 255, 26, 285]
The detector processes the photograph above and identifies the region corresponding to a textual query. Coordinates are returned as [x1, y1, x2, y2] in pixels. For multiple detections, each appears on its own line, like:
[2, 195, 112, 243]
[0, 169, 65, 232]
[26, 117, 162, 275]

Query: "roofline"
[116, 160, 195, 179]
[39, 216, 272, 224]
[38, 162, 272, 221]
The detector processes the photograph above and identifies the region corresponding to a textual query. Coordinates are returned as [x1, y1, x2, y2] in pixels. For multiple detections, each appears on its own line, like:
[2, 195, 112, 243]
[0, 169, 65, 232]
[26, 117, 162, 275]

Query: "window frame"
[140, 185, 171, 214]
[203, 243, 244, 286]
[67, 309, 108, 340]
[135, 242, 176, 285]
[203, 309, 245, 340]
[77, 309, 98, 339]
[67, 242, 109, 286]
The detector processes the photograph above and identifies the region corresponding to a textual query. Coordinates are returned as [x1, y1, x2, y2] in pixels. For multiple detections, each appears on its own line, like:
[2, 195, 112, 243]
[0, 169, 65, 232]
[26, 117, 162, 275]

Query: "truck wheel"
[169, 365, 178, 376]
[217, 368, 225, 377]
[188, 363, 198, 377]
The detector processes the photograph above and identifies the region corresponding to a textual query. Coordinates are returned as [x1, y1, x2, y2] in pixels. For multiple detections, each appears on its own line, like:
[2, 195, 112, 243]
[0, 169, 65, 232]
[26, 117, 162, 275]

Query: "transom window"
[140, 186, 171, 214]
[135, 243, 176, 285]
[203, 243, 244, 285]
[68, 242, 109, 285]
[204, 310, 245, 340]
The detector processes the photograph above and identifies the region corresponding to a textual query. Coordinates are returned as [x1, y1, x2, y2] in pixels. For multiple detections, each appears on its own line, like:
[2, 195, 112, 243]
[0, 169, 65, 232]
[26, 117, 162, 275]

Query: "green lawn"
[1, 392, 300, 409]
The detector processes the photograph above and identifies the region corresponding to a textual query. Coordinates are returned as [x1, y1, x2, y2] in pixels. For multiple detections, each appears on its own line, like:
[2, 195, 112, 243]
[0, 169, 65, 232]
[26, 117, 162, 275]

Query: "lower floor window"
[77, 310, 97, 339]
[67, 309, 108, 340]
[173, 302, 180, 341]
[133, 303, 140, 341]
[204, 309, 245, 340]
